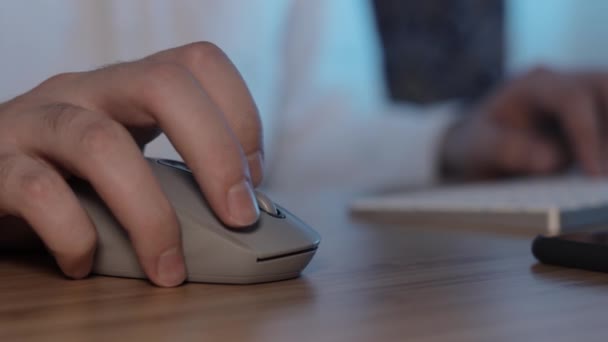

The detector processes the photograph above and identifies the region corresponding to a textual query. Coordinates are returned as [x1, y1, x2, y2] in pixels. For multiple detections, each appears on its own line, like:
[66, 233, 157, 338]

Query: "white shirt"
[0, 0, 456, 193]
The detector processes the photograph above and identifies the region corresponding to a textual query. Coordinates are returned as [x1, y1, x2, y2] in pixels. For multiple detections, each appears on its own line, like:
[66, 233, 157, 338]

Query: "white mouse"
[72, 158, 320, 284]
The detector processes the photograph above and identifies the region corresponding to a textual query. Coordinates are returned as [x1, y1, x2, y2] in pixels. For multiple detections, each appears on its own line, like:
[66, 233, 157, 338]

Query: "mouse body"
[73, 158, 320, 284]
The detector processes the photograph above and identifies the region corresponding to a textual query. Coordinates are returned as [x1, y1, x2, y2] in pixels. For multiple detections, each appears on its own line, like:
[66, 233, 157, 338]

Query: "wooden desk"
[2, 189, 608, 342]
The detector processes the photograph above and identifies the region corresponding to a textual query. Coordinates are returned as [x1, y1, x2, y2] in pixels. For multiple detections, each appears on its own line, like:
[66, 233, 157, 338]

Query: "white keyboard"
[350, 177, 608, 235]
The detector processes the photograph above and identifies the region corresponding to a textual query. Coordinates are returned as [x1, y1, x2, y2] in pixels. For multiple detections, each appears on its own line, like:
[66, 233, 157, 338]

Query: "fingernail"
[227, 180, 259, 226]
[156, 247, 186, 287]
[247, 151, 264, 185]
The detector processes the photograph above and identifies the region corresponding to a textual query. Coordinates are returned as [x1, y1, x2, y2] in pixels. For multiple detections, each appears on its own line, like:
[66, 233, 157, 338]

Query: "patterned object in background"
[372, 0, 504, 104]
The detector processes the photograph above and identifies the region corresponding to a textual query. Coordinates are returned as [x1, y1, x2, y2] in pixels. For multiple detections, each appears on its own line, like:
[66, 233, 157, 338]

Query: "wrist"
[439, 111, 474, 181]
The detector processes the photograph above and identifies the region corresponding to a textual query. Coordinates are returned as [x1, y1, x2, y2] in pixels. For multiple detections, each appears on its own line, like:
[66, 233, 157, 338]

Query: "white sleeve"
[264, 0, 458, 192]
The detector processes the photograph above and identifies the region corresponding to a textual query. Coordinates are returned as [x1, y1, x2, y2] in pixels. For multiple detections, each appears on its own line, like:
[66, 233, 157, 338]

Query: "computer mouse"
[72, 158, 321, 284]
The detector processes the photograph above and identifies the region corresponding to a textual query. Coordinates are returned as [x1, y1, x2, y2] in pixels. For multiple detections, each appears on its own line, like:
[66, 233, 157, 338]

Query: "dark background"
[372, 0, 504, 104]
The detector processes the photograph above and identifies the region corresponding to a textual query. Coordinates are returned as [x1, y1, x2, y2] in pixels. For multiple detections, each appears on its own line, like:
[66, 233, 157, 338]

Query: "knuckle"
[141, 62, 193, 100]
[528, 65, 551, 76]
[35, 72, 80, 92]
[79, 117, 129, 155]
[44, 72, 78, 84]
[41, 102, 84, 134]
[17, 167, 59, 201]
[525, 65, 554, 80]
[181, 41, 226, 65]
[144, 62, 191, 87]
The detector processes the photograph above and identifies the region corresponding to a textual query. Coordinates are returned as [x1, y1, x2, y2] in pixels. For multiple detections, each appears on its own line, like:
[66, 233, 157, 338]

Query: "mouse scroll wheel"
[254, 190, 284, 218]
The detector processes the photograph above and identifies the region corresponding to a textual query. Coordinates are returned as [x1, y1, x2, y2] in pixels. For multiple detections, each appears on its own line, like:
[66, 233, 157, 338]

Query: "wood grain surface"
[1, 189, 608, 342]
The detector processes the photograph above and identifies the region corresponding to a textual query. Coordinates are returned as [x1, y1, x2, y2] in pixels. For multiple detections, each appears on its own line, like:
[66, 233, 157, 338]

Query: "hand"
[0, 42, 264, 287]
[441, 67, 608, 179]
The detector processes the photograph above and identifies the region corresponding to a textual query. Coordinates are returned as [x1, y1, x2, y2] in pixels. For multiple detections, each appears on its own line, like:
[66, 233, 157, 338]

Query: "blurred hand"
[441, 67, 608, 180]
[0, 42, 263, 287]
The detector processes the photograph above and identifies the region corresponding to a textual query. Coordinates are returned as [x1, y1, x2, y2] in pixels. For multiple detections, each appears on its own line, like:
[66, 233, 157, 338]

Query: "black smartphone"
[532, 231, 608, 273]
